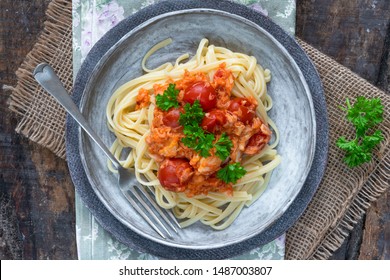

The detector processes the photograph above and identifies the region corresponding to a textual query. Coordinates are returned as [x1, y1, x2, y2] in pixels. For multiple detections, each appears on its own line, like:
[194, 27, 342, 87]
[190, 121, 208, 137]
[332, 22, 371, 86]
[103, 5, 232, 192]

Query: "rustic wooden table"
[0, 0, 389, 260]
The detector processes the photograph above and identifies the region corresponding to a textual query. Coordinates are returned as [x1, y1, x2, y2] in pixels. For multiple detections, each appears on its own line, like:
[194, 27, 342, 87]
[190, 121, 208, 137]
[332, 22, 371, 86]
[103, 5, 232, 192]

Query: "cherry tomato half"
[245, 131, 271, 155]
[228, 98, 255, 124]
[158, 158, 194, 192]
[201, 109, 227, 133]
[162, 108, 183, 128]
[183, 81, 217, 111]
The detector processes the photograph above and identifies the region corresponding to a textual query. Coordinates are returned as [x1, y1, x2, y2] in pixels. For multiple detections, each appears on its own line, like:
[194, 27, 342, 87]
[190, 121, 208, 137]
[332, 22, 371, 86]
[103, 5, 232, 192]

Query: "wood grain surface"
[0, 0, 76, 260]
[0, 0, 389, 259]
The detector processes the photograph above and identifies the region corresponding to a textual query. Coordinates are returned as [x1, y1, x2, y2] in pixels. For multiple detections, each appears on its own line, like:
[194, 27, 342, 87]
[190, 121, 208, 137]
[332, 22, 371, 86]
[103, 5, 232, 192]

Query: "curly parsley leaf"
[182, 124, 215, 157]
[342, 97, 384, 137]
[179, 100, 205, 126]
[196, 133, 215, 158]
[361, 130, 384, 150]
[215, 133, 233, 160]
[180, 100, 214, 157]
[155, 83, 179, 111]
[182, 125, 204, 149]
[217, 163, 247, 184]
[337, 97, 384, 168]
[336, 137, 370, 167]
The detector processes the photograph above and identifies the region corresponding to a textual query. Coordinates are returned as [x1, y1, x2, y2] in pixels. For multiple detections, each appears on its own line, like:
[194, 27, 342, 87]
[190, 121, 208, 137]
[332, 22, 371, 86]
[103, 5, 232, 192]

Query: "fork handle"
[34, 63, 121, 170]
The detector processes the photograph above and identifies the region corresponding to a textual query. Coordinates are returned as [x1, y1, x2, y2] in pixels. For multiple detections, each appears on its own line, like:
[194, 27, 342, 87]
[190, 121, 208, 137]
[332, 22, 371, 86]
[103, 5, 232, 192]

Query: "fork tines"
[124, 185, 181, 239]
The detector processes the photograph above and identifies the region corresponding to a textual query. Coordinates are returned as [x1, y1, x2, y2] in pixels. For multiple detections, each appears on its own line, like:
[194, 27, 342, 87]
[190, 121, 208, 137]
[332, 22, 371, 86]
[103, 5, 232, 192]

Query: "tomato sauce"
[143, 64, 271, 197]
[135, 88, 150, 110]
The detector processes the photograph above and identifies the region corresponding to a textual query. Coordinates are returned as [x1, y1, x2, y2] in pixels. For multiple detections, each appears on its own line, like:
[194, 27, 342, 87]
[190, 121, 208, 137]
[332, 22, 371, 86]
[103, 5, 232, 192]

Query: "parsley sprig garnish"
[155, 83, 180, 111]
[217, 163, 247, 184]
[179, 100, 204, 126]
[182, 124, 215, 158]
[336, 97, 384, 168]
[215, 133, 233, 160]
[180, 100, 212, 157]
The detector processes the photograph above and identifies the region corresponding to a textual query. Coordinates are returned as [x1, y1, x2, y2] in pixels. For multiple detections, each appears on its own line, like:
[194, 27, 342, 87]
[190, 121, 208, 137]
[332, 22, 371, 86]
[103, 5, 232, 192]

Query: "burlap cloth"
[8, 0, 389, 259]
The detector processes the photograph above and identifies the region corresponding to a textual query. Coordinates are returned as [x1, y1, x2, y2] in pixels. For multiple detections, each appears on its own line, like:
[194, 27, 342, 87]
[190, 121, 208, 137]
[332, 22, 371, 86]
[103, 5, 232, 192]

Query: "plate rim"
[67, 0, 328, 259]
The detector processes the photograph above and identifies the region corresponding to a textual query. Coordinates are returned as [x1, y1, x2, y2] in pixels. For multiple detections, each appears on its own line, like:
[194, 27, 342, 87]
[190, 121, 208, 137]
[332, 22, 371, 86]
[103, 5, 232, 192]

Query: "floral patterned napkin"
[72, 0, 296, 260]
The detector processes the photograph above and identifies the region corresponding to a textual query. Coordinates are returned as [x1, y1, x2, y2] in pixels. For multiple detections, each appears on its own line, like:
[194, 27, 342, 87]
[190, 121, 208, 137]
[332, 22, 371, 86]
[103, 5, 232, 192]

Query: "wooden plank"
[360, 190, 390, 259]
[0, 0, 77, 259]
[0, 0, 51, 84]
[359, 24, 390, 260]
[296, 0, 390, 84]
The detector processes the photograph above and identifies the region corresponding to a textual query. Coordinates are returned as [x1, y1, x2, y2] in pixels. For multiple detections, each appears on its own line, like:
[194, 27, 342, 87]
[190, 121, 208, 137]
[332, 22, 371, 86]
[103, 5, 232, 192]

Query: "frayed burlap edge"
[312, 150, 389, 259]
[8, 0, 72, 159]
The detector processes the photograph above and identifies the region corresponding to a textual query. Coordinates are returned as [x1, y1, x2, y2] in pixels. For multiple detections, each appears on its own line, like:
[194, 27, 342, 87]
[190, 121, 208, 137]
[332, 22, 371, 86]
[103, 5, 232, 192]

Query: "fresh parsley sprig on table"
[217, 162, 247, 184]
[336, 96, 384, 168]
[155, 83, 180, 111]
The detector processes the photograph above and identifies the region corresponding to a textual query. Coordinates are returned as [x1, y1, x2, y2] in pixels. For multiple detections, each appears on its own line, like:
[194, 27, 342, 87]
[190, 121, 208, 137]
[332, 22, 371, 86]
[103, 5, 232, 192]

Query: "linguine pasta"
[106, 39, 281, 230]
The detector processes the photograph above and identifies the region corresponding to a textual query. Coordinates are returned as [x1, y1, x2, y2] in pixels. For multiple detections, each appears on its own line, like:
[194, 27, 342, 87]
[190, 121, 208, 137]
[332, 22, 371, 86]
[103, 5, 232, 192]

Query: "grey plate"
[80, 10, 315, 248]
[67, 0, 328, 259]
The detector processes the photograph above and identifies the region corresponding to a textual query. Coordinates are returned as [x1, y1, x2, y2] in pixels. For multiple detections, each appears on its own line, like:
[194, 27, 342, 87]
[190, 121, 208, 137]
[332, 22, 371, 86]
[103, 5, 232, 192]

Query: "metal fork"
[33, 63, 180, 239]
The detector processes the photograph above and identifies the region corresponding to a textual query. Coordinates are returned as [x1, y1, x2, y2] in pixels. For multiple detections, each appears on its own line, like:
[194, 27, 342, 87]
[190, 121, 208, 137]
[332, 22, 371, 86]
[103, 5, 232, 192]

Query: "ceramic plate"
[67, 0, 328, 259]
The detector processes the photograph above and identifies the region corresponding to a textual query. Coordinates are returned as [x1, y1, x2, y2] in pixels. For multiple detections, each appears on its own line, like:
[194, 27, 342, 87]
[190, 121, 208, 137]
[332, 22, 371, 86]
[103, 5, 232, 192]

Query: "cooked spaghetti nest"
[106, 38, 281, 230]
